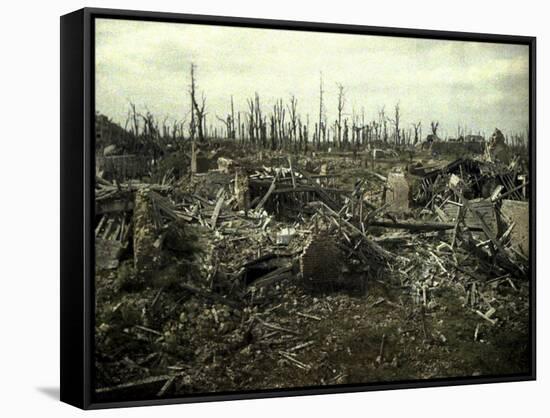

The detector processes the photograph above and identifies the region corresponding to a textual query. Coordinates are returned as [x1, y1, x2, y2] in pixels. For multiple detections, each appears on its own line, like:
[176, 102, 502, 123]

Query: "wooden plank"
[288, 156, 297, 189]
[370, 219, 481, 232]
[461, 196, 505, 254]
[210, 192, 225, 229]
[96, 375, 173, 398]
[255, 171, 279, 211]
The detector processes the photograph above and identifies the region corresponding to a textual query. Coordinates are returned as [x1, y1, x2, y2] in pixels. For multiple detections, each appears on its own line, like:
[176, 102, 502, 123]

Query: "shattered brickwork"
[300, 233, 343, 286]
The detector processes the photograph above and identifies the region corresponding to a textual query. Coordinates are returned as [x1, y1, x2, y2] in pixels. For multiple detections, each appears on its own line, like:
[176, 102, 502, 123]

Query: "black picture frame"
[60, 7, 536, 410]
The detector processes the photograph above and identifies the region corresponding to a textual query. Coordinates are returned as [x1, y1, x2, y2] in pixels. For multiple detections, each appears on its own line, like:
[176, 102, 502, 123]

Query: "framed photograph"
[60, 7, 536, 409]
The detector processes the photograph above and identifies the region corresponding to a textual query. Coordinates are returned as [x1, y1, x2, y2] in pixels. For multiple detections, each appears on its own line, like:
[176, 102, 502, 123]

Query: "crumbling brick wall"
[300, 233, 343, 287]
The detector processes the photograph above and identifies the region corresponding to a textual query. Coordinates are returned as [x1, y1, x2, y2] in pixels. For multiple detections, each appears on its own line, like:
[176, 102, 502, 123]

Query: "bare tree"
[171, 117, 187, 149]
[230, 95, 235, 139]
[378, 106, 388, 143]
[216, 114, 232, 139]
[430, 121, 439, 137]
[253, 93, 264, 147]
[343, 119, 349, 148]
[138, 109, 163, 162]
[318, 72, 324, 150]
[246, 96, 256, 145]
[273, 98, 286, 149]
[302, 115, 309, 154]
[387, 102, 401, 144]
[360, 107, 366, 145]
[412, 121, 422, 145]
[216, 96, 236, 139]
[336, 83, 345, 147]
[189, 63, 206, 142]
[287, 95, 298, 146]
[245, 93, 266, 147]
[128, 102, 140, 137]
[372, 120, 379, 142]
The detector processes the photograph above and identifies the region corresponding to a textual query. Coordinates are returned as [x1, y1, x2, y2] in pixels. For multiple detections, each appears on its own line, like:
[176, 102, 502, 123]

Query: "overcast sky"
[96, 18, 529, 139]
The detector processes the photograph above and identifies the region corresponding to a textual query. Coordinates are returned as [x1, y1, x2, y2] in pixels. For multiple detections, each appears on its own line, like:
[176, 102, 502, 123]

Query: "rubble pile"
[94, 138, 530, 400]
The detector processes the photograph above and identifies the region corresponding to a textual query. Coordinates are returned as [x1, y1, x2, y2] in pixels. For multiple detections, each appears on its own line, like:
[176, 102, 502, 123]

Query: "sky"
[95, 18, 530, 139]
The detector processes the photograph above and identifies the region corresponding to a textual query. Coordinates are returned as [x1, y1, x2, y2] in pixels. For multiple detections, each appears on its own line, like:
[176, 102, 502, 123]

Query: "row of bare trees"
[209, 70, 437, 152]
[113, 64, 443, 155]
[109, 102, 187, 160]
[106, 63, 527, 158]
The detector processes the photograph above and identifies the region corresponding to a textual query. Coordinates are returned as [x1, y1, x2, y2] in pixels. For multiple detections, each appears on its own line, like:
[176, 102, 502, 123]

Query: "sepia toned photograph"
[92, 16, 532, 402]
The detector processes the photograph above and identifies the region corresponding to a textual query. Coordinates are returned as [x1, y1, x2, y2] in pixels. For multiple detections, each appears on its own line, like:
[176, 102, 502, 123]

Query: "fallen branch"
[296, 312, 321, 321]
[279, 351, 311, 370]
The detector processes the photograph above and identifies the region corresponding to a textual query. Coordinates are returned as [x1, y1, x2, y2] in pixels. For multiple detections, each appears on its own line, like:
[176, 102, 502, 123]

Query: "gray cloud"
[95, 18, 529, 138]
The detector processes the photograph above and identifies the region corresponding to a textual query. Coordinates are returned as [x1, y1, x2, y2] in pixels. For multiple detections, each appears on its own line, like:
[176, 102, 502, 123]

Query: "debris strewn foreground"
[94, 137, 530, 401]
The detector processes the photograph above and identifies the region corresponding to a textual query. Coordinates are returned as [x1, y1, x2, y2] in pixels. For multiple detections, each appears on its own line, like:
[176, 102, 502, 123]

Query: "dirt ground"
[95, 265, 529, 400]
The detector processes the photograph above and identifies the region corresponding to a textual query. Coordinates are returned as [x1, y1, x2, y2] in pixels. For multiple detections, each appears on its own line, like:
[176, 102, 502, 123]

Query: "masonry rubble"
[94, 142, 530, 397]
[95, 147, 529, 282]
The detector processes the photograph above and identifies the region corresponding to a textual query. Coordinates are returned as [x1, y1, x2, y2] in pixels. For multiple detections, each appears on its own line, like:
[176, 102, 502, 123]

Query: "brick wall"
[300, 233, 343, 286]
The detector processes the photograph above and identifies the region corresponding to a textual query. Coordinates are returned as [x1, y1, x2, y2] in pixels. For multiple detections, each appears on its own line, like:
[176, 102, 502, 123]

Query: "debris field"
[94, 128, 530, 402]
